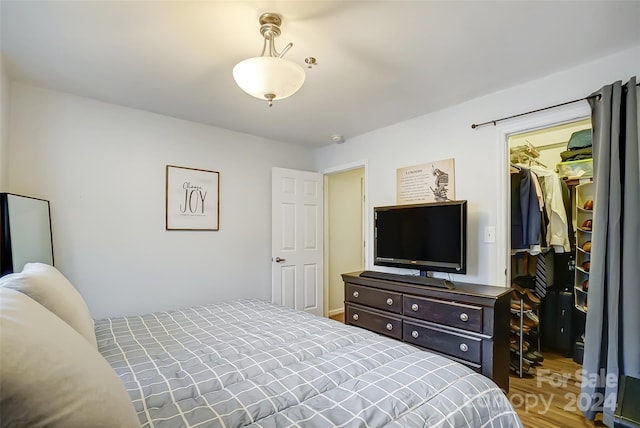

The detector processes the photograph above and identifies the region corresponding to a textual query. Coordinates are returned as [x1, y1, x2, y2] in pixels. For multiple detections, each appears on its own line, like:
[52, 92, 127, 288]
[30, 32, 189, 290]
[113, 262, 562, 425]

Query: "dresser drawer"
[346, 304, 403, 340]
[403, 295, 483, 333]
[346, 284, 402, 314]
[403, 320, 482, 364]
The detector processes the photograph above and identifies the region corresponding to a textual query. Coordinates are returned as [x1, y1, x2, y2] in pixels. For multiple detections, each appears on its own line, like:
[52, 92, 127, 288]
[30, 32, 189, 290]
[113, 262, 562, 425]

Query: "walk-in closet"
[507, 118, 594, 377]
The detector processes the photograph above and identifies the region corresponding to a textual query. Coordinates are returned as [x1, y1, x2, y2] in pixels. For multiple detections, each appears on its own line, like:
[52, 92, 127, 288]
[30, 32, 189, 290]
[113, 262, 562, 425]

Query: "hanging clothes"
[510, 166, 525, 250]
[559, 179, 576, 251]
[530, 171, 544, 212]
[511, 165, 543, 253]
[521, 168, 543, 253]
[529, 165, 571, 253]
[526, 170, 546, 256]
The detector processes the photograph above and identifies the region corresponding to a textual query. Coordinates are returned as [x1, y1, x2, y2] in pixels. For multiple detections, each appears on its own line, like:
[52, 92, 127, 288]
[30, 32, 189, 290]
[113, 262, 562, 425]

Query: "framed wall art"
[396, 158, 455, 204]
[165, 165, 219, 231]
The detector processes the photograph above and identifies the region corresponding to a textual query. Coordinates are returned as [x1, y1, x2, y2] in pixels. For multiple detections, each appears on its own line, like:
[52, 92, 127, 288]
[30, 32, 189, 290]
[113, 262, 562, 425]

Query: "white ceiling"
[2, 1, 639, 148]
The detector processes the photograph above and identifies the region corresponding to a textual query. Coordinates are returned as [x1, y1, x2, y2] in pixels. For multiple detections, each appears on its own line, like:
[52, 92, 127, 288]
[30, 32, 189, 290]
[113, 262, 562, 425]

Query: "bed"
[0, 264, 522, 427]
[97, 299, 521, 427]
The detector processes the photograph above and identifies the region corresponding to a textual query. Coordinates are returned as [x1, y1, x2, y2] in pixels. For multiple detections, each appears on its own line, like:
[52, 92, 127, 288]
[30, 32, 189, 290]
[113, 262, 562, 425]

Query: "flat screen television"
[373, 200, 467, 275]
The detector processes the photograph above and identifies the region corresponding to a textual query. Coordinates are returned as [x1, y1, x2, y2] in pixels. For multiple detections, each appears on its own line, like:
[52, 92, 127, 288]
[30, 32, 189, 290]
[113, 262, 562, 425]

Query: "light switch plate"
[484, 226, 496, 243]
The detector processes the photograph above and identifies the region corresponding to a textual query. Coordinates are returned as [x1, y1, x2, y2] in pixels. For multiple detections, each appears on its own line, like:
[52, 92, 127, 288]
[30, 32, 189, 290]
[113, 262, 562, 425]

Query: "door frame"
[322, 160, 368, 317]
[496, 103, 591, 285]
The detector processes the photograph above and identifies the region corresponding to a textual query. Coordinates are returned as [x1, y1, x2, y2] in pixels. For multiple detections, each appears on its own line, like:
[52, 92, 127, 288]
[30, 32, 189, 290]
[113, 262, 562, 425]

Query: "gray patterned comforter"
[96, 299, 522, 427]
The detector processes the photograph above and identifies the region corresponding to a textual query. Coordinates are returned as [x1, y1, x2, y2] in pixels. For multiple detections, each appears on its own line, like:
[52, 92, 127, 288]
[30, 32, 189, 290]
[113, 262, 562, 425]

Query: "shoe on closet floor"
[511, 284, 541, 308]
[510, 356, 535, 376]
[523, 351, 542, 365]
[522, 315, 539, 329]
[531, 350, 544, 362]
[509, 334, 530, 352]
[510, 315, 531, 333]
[510, 296, 533, 311]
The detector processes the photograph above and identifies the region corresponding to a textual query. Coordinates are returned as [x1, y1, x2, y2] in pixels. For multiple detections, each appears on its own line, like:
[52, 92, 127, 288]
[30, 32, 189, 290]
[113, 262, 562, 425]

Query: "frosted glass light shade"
[233, 56, 305, 101]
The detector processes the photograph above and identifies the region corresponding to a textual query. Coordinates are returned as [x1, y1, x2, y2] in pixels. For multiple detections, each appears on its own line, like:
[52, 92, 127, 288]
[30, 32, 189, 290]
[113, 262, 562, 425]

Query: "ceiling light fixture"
[232, 13, 305, 107]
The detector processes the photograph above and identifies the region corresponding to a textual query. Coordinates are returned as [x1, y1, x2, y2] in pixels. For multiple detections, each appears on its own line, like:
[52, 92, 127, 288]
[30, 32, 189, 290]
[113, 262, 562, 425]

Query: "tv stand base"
[359, 270, 455, 289]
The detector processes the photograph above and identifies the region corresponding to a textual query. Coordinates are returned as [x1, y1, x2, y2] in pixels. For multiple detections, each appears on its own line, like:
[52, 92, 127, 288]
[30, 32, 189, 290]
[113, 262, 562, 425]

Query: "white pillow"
[0, 262, 97, 347]
[0, 288, 140, 427]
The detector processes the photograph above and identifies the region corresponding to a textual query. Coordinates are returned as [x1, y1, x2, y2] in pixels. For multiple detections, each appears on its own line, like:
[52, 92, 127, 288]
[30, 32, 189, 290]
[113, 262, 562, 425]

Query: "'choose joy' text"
[180, 182, 207, 214]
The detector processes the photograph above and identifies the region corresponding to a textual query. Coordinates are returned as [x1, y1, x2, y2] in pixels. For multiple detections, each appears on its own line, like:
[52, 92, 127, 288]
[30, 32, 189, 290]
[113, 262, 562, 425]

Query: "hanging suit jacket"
[511, 167, 542, 252]
[520, 167, 542, 252]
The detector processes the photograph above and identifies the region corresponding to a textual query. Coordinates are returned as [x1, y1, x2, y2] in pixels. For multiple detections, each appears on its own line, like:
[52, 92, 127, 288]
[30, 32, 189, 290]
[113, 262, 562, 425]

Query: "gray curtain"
[582, 77, 639, 426]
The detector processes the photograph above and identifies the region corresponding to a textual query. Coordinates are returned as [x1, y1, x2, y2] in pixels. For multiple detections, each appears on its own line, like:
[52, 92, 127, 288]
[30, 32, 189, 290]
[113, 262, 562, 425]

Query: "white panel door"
[272, 167, 323, 316]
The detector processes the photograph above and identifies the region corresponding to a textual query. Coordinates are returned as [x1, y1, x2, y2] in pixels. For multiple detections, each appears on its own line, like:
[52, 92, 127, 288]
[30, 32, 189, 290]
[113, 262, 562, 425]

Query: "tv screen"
[374, 200, 467, 274]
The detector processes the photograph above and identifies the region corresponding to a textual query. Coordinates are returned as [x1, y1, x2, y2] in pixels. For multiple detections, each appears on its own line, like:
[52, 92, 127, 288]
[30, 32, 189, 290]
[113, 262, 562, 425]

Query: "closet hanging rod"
[470, 81, 640, 129]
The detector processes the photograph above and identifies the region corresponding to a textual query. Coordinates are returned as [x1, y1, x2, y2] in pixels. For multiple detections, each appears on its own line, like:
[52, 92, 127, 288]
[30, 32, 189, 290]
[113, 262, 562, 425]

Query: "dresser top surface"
[342, 271, 512, 300]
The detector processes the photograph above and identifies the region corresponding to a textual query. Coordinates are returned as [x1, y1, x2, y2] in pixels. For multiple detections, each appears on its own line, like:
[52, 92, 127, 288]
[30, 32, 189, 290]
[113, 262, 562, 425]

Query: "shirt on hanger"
[529, 165, 571, 253]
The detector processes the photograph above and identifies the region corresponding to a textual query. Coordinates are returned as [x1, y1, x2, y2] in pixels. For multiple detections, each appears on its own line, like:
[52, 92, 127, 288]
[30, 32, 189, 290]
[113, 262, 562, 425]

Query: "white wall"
[315, 45, 640, 287]
[8, 83, 315, 318]
[7, 45, 638, 317]
[0, 54, 9, 191]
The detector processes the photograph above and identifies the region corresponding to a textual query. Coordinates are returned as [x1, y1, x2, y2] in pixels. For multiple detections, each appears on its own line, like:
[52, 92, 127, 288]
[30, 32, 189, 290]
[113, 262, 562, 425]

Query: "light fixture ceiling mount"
[232, 12, 306, 107]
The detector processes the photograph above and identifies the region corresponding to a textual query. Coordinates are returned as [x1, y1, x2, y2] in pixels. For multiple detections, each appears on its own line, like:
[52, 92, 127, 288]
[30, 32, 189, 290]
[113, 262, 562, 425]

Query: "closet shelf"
[575, 182, 594, 314]
[576, 271, 589, 281]
[575, 286, 588, 295]
[576, 266, 590, 275]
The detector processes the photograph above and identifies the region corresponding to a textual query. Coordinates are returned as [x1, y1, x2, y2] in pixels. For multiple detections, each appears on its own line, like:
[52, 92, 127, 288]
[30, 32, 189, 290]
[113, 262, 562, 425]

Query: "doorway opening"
[323, 166, 366, 322]
[505, 117, 604, 426]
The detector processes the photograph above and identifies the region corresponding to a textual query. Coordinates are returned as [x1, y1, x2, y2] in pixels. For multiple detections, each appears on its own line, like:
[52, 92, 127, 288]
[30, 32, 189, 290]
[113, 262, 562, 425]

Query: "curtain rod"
[470, 81, 640, 129]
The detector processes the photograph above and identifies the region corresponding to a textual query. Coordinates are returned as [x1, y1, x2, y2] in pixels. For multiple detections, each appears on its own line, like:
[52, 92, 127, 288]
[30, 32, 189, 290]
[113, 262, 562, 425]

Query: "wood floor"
[509, 352, 604, 427]
[329, 312, 345, 323]
[329, 311, 604, 427]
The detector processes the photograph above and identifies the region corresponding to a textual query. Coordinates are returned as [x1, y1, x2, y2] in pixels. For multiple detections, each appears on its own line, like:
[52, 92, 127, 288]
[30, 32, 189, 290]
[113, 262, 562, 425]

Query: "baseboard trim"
[328, 307, 344, 317]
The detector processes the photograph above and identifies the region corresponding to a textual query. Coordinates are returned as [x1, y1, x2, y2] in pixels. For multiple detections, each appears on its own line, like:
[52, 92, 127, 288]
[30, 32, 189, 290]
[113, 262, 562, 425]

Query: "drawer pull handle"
[459, 343, 469, 352]
[353, 291, 359, 298]
[386, 298, 394, 306]
[411, 330, 419, 338]
[411, 303, 419, 312]
[460, 313, 469, 322]
[352, 314, 359, 321]
[386, 323, 393, 331]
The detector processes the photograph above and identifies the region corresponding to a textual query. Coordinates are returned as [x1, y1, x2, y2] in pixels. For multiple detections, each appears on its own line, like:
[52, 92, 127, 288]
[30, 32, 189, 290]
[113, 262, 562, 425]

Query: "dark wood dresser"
[342, 271, 511, 392]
